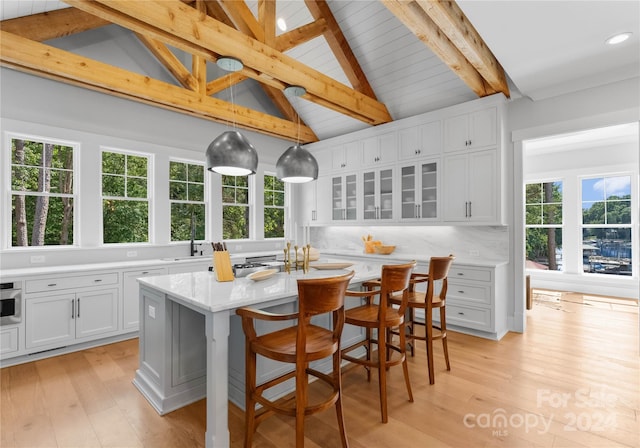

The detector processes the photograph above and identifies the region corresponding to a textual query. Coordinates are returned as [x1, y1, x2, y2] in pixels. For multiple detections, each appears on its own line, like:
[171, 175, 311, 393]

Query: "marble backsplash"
[310, 226, 509, 262]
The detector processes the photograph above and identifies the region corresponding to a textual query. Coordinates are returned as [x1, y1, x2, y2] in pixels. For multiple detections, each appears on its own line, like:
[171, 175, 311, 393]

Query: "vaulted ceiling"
[1, 1, 638, 143]
[0, 0, 509, 143]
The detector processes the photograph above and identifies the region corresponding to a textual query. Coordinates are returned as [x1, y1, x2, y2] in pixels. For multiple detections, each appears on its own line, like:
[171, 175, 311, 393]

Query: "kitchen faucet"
[190, 212, 198, 256]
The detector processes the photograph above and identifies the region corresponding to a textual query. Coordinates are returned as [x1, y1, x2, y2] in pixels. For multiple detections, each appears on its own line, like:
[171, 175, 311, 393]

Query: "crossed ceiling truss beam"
[0, 0, 509, 143]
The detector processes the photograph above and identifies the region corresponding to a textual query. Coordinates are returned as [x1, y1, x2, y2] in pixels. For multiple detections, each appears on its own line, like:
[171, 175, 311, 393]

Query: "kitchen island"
[134, 261, 383, 448]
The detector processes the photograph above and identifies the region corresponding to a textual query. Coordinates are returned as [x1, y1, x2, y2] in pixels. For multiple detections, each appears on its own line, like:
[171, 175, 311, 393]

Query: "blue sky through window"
[582, 176, 631, 209]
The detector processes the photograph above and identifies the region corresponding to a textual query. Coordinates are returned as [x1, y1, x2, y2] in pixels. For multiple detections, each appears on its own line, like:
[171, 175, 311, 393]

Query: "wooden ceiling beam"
[0, 30, 317, 142]
[0, 7, 109, 42]
[304, 0, 378, 99]
[274, 18, 327, 53]
[382, 0, 493, 97]
[135, 33, 199, 91]
[63, 0, 392, 125]
[415, 0, 509, 97]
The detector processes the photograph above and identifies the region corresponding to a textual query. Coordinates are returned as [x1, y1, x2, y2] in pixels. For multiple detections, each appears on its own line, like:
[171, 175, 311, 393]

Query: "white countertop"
[138, 260, 383, 313]
[321, 249, 508, 268]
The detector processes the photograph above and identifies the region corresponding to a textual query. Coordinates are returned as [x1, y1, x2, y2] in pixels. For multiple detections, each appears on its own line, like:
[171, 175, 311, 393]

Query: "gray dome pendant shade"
[276, 144, 319, 183]
[206, 130, 258, 176]
[206, 56, 258, 176]
[276, 85, 318, 183]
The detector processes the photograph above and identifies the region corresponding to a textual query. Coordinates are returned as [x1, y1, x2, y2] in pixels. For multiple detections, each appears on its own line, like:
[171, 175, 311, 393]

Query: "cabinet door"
[443, 113, 469, 153]
[469, 108, 497, 150]
[314, 176, 331, 224]
[333, 142, 360, 170]
[419, 161, 438, 219]
[362, 167, 394, 221]
[442, 154, 469, 221]
[331, 175, 345, 220]
[26, 293, 75, 349]
[400, 161, 439, 220]
[363, 133, 396, 167]
[398, 121, 441, 160]
[123, 268, 166, 331]
[467, 150, 496, 222]
[344, 173, 358, 221]
[76, 287, 119, 339]
[400, 164, 419, 219]
[362, 136, 379, 166]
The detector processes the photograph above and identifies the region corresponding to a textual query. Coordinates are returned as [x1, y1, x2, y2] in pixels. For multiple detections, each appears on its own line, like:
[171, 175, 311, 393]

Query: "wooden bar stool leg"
[333, 350, 349, 448]
[425, 309, 435, 385]
[295, 361, 308, 447]
[366, 327, 372, 382]
[399, 320, 413, 403]
[441, 306, 450, 371]
[245, 349, 257, 448]
[378, 325, 388, 423]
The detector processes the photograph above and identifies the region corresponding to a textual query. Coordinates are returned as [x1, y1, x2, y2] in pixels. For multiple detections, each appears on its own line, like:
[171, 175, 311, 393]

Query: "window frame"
[7, 132, 79, 249]
[221, 174, 252, 241]
[525, 179, 564, 272]
[580, 173, 633, 277]
[169, 158, 207, 243]
[100, 146, 153, 245]
[263, 172, 286, 240]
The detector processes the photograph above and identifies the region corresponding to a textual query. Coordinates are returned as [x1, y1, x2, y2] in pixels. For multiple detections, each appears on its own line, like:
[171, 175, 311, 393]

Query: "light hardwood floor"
[1, 291, 638, 447]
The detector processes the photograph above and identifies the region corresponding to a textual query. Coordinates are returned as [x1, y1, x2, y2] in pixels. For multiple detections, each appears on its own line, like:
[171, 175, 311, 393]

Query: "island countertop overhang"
[137, 261, 384, 314]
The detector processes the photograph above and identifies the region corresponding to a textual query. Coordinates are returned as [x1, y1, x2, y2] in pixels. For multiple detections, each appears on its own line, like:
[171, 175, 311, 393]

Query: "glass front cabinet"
[332, 173, 358, 221]
[399, 160, 439, 221]
[362, 166, 394, 221]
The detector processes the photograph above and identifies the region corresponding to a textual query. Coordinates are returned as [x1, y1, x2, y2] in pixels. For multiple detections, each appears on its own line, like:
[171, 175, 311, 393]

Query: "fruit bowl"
[373, 245, 396, 255]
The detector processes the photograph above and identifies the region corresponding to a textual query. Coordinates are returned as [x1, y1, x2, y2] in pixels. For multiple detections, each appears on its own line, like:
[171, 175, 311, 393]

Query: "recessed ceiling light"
[605, 32, 632, 45]
[277, 17, 287, 32]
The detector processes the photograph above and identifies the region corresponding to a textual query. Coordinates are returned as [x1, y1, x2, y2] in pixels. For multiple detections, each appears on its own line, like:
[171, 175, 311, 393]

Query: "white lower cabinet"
[0, 327, 19, 355]
[25, 287, 119, 349]
[123, 268, 167, 331]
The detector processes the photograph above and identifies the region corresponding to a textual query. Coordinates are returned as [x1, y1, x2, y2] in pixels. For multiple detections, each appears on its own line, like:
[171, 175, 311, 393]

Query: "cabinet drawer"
[26, 272, 119, 293]
[447, 282, 491, 305]
[1, 327, 19, 355]
[446, 304, 492, 331]
[449, 266, 491, 282]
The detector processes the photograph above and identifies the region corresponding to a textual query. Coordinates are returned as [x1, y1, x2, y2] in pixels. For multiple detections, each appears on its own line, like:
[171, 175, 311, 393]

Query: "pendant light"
[276, 86, 318, 183]
[206, 57, 258, 176]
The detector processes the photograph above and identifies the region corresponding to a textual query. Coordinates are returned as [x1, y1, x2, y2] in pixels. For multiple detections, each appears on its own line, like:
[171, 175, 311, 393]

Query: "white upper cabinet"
[399, 159, 439, 221]
[298, 175, 331, 225]
[398, 121, 442, 160]
[442, 150, 497, 222]
[362, 132, 397, 167]
[331, 173, 358, 222]
[331, 141, 361, 171]
[443, 107, 497, 153]
[362, 166, 395, 222]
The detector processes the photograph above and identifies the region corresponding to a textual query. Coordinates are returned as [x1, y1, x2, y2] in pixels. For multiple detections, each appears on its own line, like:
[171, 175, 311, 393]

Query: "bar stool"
[236, 270, 355, 448]
[390, 255, 455, 384]
[341, 261, 416, 423]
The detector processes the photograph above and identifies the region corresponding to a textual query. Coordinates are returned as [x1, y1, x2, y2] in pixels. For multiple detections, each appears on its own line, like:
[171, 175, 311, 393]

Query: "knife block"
[213, 251, 234, 282]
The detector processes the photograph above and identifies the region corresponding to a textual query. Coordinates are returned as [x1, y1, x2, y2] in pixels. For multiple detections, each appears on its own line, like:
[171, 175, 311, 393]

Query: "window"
[102, 149, 150, 243]
[525, 181, 563, 271]
[263, 174, 285, 239]
[10, 136, 75, 247]
[582, 175, 632, 276]
[169, 160, 205, 241]
[222, 175, 249, 239]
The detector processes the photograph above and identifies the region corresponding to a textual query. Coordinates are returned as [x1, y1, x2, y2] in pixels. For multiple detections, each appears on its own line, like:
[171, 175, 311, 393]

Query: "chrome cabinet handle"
[48, 283, 57, 287]
[71, 299, 75, 319]
[142, 271, 149, 275]
[94, 279, 102, 283]
[77, 298, 80, 318]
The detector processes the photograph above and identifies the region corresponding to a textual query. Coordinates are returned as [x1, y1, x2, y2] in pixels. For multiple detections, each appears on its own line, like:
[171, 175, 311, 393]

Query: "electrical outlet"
[30, 255, 46, 264]
[148, 305, 156, 319]
[469, 249, 480, 257]
[127, 250, 138, 257]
